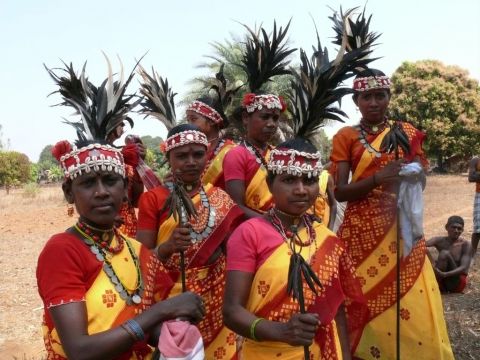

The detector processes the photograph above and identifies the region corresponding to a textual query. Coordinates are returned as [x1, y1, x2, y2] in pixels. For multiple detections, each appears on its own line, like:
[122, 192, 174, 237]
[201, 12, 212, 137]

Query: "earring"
[67, 204, 74, 217]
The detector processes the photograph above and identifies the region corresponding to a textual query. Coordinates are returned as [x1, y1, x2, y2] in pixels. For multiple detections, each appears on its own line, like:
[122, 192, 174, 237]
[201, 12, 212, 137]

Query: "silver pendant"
[115, 284, 124, 293]
[119, 290, 128, 300]
[111, 276, 120, 285]
[132, 294, 142, 304]
[90, 246, 100, 255]
[375, 152, 382, 158]
[96, 253, 104, 262]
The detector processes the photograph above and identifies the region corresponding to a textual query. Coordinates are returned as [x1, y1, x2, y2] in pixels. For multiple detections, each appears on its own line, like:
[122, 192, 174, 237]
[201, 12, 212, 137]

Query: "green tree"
[38, 145, 55, 163]
[0, 151, 31, 194]
[389, 60, 480, 170]
[309, 129, 332, 164]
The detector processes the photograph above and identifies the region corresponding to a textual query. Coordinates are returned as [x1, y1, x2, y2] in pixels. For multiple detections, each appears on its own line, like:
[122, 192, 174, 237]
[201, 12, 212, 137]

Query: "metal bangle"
[124, 319, 145, 341]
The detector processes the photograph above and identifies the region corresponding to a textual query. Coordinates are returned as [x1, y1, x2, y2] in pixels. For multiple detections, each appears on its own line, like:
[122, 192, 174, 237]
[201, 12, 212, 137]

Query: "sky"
[1, 0, 479, 162]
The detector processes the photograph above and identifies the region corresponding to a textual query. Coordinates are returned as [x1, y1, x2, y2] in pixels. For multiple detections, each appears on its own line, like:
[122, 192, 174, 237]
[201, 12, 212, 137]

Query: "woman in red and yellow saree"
[224, 139, 367, 360]
[312, 169, 337, 231]
[331, 69, 453, 360]
[223, 21, 293, 219]
[137, 124, 244, 360]
[37, 140, 205, 360]
[186, 95, 236, 189]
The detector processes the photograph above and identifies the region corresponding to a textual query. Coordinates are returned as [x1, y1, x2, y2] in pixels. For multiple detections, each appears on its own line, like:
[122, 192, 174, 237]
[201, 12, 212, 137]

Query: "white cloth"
[397, 162, 424, 256]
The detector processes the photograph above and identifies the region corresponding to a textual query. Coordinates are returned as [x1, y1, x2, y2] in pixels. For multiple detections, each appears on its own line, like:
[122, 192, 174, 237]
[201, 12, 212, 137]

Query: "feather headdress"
[288, 7, 380, 140]
[45, 53, 140, 146]
[137, 65, 177, 132]
[187, 64, 243, 128]
[239, 20, 296, 93]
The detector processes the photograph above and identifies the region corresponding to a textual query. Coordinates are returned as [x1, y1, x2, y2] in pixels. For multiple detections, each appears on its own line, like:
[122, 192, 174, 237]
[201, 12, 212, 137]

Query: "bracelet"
[120, 323, 137, 342]
[250, 317, 263, 341]
[123, 319, 145, 341]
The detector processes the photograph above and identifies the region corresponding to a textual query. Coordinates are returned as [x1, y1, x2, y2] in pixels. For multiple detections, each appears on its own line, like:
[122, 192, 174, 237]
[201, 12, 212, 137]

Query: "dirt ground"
[0, 175, 479, 359]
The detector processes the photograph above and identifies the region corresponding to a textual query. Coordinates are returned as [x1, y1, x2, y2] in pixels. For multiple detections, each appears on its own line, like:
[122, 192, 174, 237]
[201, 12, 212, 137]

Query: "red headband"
[186, 100, 224, 125]
[52, 141, 125, 179]
[267, 148, 323, 178]
[353, 75, 391, 92]
[242, 93, 287, 113]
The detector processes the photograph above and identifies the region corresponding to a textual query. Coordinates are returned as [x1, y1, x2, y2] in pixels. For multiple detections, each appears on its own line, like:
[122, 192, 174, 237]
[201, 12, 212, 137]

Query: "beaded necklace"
[76, 221, 124, 254]
[355, 120, 389, 158]
[202, 138, 226, 176]
[74, 224, 144, 305]
[242, 140, 268, 168]
[268, 208, 316, 247]
[166, 182, 216, 243]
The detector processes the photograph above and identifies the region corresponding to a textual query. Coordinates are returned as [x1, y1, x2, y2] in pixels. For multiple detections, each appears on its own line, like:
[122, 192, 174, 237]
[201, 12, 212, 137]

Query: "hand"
[161, 292, 206, 323]
[434, 267, 445, 279]
[281, 313, 320, 346]
[375, 159, 405, 185]
[168, 226, 192, 252]
[163, 171, 174, 183]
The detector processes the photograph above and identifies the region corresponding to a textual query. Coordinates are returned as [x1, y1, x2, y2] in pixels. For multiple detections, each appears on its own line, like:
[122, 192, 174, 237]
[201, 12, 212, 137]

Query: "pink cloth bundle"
[158, 320, 204, 360]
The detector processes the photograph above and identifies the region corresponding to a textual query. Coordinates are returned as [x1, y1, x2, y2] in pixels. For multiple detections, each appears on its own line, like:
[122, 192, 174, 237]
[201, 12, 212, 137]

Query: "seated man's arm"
[441, 241, 472, 278]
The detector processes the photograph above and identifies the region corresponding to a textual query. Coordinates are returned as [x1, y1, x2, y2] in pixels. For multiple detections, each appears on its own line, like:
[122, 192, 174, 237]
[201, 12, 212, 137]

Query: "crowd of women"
[37, 8, 456, 360]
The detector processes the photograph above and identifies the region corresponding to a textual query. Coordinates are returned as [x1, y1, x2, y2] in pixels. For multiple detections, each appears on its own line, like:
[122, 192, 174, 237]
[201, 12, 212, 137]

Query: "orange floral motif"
[357, 276, 367, 286]
[257, 280, 270, 298]
[102, 289, 117, 308]
[378, 254, 389, 266]
[226, 332, 236, 346]
[400, 307, 410, 320]
[252, 194, 260, 208]
[389, 241, 397, 253]
[213, 346, 226, 359]
[370, 346, 381, 359]
[367, 266, 378, 278]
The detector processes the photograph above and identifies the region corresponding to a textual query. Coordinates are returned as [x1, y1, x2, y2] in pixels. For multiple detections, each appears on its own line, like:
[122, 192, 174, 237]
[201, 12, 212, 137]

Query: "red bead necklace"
[76, 221, 124, 254]
[268, 208, 316, 247]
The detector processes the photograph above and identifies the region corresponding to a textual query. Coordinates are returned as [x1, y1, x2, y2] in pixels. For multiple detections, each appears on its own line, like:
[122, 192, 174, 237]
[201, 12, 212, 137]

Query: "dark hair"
[266, 137, 318, 183]
[194, 95, 229, 128]
[75, 139, 109, 148]
[446, 215, 464, 227]
[352, 68, 391, 101]
[167, 123, 201, 138]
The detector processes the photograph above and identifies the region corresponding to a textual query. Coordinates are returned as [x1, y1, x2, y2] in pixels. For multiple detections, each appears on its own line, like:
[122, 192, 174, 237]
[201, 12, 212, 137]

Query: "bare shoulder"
[461, 238, 472, 252]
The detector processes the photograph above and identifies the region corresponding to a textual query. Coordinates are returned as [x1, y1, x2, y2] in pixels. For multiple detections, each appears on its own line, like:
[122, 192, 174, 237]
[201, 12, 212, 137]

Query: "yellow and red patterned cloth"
[137, 184, 244, 360]
[37, 233, 172, 360]
[331, 122, 454, 360]
[227, 217, 367, 359]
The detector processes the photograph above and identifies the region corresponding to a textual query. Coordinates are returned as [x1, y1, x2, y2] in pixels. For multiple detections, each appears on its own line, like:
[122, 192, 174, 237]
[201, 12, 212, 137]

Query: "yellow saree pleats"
[339, 127, 454, 360]
[245, 153, 273, 212]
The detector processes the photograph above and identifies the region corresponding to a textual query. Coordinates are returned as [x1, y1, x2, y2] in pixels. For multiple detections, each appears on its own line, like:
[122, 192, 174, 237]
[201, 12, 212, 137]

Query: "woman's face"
[63, 171, 126, 228]
[268, 173, 319, 217]
[168, 143, 207, 184]
[243, 108, 280, 145]
[186, 111, 215, 135]
[355, 89, 390, 124]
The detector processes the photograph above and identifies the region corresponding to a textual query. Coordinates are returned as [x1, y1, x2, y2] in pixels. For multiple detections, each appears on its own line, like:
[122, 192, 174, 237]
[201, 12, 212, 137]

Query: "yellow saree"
[202, 139, 235, 188]
[238, 221, 366, 360]
[332, 123, 453, 360]
[39, 234, 168, 360]
[244, 148, 273, 213]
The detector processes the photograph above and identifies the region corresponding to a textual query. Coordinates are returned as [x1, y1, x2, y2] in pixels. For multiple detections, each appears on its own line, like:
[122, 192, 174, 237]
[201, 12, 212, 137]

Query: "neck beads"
[74, 221, 144, 305]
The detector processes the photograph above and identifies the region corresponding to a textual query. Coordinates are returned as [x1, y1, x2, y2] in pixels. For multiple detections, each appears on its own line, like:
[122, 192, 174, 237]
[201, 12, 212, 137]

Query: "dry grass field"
[0, 175, 479, 359]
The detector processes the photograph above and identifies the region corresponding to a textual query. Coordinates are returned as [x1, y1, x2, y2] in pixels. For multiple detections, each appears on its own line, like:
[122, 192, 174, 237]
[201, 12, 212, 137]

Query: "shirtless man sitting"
[426, 215, 472, 293]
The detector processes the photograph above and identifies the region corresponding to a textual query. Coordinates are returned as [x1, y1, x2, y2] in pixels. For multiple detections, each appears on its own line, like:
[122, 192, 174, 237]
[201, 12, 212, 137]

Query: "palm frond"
[137, 65, 177, 131]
